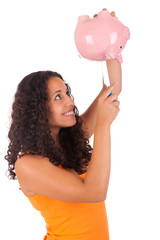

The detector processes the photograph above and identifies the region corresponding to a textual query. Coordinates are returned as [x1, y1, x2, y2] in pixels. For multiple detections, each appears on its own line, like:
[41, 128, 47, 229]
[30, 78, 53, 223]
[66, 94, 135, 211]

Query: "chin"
[63, 119, 77, 128]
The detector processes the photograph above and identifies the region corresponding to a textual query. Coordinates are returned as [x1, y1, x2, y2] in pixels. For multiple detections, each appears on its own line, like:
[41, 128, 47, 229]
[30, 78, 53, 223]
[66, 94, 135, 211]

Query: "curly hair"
[5, 71, 92, 180]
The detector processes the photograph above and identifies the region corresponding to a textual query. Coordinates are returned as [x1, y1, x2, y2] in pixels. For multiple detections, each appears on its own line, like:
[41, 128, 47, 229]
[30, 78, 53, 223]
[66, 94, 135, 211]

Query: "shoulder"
[16, 154, 43, 168]
[15, 154, 48, 182]
[15, 154, 50, 196]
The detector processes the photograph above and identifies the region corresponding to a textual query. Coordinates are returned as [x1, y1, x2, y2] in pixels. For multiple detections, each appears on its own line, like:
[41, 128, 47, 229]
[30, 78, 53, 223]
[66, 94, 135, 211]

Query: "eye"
[55, 91, 70, 100]
[120, 46, 122, 49]
[55, 94, 61, 100]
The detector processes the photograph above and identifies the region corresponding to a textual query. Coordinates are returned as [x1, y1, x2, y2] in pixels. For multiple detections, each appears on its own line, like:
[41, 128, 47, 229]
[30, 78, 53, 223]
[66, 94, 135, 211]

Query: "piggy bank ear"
[78, 15, 90, 23]
[115, 54, 123, 63]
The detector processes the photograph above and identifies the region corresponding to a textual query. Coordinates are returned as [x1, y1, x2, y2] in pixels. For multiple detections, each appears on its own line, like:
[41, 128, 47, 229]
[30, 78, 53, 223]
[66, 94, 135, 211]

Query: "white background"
[1, 0, 160, 239]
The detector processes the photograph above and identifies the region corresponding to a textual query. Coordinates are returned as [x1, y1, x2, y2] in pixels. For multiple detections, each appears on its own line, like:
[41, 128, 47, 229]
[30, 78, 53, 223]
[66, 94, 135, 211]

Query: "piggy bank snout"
[124, 26, 130, 40]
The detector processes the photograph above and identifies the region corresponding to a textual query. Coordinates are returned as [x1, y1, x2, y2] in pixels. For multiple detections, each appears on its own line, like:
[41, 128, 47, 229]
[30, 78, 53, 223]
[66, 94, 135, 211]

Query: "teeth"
[64, 111, 74, 116]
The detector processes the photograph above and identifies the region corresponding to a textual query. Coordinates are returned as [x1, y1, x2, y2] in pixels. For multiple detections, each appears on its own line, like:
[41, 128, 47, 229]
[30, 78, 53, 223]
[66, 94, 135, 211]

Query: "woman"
[5, 59, 121, 239]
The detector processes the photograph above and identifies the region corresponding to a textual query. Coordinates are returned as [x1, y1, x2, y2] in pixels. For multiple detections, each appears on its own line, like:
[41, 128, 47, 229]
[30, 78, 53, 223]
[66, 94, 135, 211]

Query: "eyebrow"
[51, 88, 67, 96]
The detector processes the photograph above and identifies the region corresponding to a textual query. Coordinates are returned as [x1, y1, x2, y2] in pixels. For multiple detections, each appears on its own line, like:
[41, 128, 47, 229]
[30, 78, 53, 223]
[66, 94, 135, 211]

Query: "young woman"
[5, 58, 121, 239]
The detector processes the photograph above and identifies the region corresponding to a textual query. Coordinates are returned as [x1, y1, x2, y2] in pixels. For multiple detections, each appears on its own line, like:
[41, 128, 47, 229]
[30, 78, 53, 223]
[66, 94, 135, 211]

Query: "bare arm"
[15, 153, 105, 203]
[106, 59, 122, 95]
[81, 59, 122, 138]
[15, 123, 111, 203]
[80, 86, 107, 138]
[83, 123, 111, 200]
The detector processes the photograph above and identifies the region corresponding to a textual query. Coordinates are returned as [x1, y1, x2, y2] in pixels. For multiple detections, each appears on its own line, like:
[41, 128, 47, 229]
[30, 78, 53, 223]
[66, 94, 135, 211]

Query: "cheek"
[48, 106, 62, 124]
[48, 113, 58, 127]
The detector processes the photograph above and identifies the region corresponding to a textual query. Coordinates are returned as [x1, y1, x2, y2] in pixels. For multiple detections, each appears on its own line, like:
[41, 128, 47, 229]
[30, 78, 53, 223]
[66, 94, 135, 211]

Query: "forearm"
[81, 86, 107, 138]
[106, 59, 122, 95]
[84, 123, 111, 200]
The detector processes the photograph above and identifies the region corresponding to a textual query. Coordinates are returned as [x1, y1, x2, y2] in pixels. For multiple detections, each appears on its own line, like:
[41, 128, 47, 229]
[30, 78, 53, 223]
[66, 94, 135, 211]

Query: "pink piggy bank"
[74, 10, 130, 63]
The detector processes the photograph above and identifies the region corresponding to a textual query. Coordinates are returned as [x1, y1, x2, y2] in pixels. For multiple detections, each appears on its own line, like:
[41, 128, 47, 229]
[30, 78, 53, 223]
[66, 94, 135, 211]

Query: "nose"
[124, 26, 130, 40]
[65, 95, 74, 107]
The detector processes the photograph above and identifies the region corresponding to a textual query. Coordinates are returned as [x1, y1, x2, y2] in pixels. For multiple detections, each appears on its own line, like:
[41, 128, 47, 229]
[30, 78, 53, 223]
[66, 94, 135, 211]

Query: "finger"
[93, 14, 98, 18]
[101, 83, 118, 99]
[112, 100, 120, 107]
[110, 11, 115, 16]
[116, 107, 120, 113]
[106, 94, 118, 103]
[102, 8, 107, 11]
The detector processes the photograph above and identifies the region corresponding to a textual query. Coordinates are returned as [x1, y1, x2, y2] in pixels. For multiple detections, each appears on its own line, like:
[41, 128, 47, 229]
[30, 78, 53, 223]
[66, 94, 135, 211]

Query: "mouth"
[63, 110, 75, 116]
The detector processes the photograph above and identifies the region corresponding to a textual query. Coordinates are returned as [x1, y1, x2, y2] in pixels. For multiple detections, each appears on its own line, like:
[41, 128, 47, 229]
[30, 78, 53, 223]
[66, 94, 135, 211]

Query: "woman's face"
[47, 77, 76, 136]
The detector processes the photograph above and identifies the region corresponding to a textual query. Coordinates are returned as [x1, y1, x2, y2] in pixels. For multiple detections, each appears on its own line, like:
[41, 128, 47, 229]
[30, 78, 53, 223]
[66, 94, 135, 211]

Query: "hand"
[96, 83, 120, 127]
[93, 8, 116, 18]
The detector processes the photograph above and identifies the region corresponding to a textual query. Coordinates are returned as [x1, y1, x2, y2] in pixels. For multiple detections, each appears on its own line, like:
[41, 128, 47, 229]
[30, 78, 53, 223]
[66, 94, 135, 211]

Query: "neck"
[51, 130, 61, 149]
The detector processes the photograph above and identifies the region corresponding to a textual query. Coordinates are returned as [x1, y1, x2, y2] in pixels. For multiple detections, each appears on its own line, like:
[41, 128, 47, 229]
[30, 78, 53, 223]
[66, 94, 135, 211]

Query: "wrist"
[95, 121, 111, 130]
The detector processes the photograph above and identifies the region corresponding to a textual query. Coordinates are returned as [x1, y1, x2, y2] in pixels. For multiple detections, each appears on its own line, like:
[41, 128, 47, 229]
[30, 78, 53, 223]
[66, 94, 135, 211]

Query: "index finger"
[101, 83, 118, 98]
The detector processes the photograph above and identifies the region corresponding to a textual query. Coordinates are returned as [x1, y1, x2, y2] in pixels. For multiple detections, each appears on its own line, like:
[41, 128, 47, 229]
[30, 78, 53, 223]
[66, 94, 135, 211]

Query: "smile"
[63, 111, 75, 116]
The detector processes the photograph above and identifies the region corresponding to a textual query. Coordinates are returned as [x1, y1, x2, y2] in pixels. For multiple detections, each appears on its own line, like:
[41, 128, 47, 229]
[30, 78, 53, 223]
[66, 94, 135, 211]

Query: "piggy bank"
[74, 10, 130, 63]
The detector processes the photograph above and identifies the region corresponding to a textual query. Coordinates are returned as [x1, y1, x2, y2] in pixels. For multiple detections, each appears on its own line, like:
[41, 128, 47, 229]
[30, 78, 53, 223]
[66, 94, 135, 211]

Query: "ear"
[77, 15, 90, 23]
[115, 54, 123, 63]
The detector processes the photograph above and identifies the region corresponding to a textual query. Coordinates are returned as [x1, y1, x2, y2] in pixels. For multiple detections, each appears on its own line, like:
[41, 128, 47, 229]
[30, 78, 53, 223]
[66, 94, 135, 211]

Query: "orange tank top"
[19, 152, 110, 240]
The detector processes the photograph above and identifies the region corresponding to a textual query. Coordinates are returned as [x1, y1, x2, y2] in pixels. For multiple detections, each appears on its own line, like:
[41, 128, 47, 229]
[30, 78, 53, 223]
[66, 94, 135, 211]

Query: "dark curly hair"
[5, 71, 92, 180]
